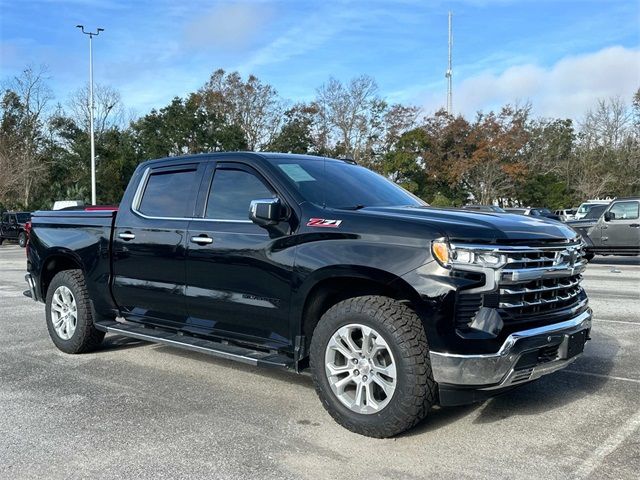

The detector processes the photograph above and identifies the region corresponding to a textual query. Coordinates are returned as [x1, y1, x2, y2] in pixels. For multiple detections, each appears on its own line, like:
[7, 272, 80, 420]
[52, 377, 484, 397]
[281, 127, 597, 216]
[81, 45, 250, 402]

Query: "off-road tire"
[45, 269, 105, 353]
[18, 231, 27, 248]
[310, 295, 436, 438]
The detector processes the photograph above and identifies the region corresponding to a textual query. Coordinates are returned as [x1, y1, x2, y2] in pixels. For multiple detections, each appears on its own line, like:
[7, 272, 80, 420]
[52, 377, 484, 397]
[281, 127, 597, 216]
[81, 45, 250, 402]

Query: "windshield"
[538, 208, 552, 215]
[584, 205, 607, 219]
[271, 158, 425, 209]
[577, 203, 596, 214]
[16, 213, 30, 223]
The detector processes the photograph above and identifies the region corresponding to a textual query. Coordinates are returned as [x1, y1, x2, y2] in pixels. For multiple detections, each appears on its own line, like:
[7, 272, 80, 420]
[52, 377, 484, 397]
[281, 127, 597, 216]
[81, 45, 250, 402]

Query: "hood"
[360, 206, 578, 244]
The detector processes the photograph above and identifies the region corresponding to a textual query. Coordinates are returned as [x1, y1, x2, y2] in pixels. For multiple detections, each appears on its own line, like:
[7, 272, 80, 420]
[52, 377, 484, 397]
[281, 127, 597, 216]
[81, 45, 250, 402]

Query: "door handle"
[190, 235, 213, 245]
[630, 224, 640, 228]
[118, 232, 136, 240]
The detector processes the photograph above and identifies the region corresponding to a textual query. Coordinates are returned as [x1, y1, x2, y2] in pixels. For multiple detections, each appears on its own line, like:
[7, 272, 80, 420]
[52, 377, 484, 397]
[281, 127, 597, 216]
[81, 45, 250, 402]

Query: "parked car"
[574, 200, 611, 220]
[505, 207, 562, 221]
[0, 211, 31, 247]
[461, 205, 507, 213]
[555, 209, 577, 221]
[25, 152, 592, 438]
[570, 197, 640, 259]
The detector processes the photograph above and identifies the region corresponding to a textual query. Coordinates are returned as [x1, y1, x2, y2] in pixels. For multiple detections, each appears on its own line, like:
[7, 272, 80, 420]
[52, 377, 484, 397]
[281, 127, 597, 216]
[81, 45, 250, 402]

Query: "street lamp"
[76, 25, 104, 205]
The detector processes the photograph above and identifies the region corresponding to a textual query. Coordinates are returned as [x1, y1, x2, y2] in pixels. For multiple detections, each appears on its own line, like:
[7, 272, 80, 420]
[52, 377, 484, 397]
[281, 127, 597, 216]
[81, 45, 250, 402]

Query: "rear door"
[111, 162, 202, 327]
[184, 162, 294, 348]
[601, 200, 640, 248]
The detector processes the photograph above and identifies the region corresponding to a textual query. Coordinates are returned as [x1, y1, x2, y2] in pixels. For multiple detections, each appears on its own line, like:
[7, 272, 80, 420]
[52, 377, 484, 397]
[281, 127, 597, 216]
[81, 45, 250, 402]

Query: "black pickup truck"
[25, 152, 592, 437]
[1, 211, 31, 247]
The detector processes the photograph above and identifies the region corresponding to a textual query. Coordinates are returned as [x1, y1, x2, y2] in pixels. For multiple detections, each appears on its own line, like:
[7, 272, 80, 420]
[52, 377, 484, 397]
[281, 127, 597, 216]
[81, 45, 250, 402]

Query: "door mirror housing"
[249, 198, 282, 226]
[603, 211, 614, 222]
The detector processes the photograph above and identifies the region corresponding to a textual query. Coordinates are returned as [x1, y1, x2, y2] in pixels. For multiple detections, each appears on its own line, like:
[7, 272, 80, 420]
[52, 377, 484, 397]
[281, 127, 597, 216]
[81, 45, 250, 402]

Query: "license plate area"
[563, 329, 588, 359]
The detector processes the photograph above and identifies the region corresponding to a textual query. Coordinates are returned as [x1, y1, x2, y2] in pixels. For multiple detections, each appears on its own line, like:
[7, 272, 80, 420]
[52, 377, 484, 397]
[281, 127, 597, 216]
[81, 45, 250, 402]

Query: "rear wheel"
[584, 253, 595, 262]
[45, 269, 105, 353]
[18, 231, 27, 248]
[310, 295, 436, 438]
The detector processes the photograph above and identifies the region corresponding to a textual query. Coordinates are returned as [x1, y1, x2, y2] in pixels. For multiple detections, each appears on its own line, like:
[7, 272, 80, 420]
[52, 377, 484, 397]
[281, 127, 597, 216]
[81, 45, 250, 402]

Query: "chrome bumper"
[430, 309, 592, 389]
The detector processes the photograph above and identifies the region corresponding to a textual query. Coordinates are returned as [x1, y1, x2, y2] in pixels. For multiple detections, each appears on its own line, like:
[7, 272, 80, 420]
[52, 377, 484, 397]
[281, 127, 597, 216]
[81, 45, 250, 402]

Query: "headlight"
[431, 241, 506, 269]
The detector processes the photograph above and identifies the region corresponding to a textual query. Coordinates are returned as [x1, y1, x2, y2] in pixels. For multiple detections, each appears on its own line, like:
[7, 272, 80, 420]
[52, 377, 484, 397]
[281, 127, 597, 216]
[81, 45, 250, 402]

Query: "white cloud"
[421, 46, 640, 120]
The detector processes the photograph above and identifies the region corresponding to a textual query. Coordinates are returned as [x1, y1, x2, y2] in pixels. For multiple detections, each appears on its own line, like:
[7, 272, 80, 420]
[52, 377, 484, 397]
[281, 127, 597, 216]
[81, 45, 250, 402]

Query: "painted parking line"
[563, 369, 640, 384]
[573, 408, 640, 479]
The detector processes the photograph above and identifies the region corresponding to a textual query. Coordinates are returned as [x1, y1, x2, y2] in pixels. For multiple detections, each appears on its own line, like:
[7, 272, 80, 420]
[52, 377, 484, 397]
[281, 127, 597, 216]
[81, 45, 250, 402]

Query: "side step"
[94, 320, 294, 369]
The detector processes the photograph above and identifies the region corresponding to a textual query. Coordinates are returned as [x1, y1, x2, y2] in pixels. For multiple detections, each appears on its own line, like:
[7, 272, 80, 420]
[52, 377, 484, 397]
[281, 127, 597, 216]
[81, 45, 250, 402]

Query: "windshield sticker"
[278, 164, 316, 182]
[307, 218, 342, 228]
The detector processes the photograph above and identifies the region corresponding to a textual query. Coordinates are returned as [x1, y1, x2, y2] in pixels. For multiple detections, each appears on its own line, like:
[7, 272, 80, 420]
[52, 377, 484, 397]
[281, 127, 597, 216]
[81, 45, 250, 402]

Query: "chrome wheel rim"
[324, 323, 397, 414]
[51, 286, 77, 340]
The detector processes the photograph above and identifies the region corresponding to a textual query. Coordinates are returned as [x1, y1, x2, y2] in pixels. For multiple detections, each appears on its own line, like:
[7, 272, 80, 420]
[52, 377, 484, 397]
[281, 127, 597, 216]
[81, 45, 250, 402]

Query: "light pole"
[76, 25, 104, 205]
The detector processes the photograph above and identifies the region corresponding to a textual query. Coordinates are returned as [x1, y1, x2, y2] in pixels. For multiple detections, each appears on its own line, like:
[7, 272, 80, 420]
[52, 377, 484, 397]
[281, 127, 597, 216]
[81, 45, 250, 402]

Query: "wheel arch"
[40, 251, 84, 300]
[295, 266, 422, 351]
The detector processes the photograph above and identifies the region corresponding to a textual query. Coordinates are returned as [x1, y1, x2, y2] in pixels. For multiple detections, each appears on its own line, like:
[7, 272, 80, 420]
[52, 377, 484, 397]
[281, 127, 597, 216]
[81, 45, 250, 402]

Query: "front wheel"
[18, 231, 27, 248]
[310, 296, 436, 438]
[45, 269, 105, 353]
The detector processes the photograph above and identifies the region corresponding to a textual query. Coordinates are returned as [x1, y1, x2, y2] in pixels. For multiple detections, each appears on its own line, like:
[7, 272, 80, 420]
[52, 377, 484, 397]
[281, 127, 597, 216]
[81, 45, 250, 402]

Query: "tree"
[0, 65, 53, 207]
[575, 95, 639, 198]
[131, 94, 247, 160]
[314, 75, 384, 164]
[67, 83, 126, 137]
[196, 69, 283, 150]
[266, 103, 318, 154]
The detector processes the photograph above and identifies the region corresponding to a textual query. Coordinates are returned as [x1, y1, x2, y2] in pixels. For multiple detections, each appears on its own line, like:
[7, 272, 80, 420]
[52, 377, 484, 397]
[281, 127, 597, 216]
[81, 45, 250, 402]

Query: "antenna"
[446, 11, 453, 114]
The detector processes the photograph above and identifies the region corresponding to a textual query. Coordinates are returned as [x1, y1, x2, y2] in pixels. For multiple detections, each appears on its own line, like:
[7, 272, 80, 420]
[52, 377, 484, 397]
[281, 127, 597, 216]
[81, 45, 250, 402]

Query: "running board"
[94, 320, 294, 369]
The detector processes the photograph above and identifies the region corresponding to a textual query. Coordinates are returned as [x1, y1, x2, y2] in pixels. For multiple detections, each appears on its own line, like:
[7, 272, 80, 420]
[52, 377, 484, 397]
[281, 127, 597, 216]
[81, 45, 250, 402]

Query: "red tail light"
[25, 221, 32, 257]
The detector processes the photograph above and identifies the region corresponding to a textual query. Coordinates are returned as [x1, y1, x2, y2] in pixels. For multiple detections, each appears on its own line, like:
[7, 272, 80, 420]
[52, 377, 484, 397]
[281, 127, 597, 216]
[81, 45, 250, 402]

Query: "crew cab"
[25, 153, 592, 437]
[0, 211, 31, 247]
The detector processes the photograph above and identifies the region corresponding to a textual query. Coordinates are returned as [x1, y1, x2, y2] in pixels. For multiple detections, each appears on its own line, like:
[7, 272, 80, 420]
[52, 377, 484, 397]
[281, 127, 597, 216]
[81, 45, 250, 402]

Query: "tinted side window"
[609, 201, 639, 220]
[138, 169, 197, 218]
[206, 169, 273, 220]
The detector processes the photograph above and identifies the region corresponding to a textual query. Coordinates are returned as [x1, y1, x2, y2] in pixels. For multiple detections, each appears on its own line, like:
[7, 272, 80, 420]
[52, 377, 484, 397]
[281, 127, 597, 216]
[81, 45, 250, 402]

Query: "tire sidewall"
[45, 271, 92, 353]
[18, 232, 27, 248]
[310, 301, 427, 435]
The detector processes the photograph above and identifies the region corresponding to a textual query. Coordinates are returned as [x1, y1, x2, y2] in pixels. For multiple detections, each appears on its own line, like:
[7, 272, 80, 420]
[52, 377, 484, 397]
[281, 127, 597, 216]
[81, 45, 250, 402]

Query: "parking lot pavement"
[1, 243, 639, 480]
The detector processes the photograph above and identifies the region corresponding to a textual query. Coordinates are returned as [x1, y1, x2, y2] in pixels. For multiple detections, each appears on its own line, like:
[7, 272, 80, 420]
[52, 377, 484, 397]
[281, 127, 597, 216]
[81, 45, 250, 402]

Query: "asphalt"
[0, 244, 638, 479]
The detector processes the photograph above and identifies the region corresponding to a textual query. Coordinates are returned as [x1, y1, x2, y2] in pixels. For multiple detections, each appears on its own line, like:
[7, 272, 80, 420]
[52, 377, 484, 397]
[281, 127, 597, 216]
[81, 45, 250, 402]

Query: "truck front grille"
[454, 241, 588, 332]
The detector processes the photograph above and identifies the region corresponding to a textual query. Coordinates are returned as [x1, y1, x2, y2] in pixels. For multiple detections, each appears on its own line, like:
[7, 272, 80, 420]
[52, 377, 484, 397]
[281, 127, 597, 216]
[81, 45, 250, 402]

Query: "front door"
[601, 200, 640, 248]
[184, 163, 294, 348]
[111, 162, 202, 327]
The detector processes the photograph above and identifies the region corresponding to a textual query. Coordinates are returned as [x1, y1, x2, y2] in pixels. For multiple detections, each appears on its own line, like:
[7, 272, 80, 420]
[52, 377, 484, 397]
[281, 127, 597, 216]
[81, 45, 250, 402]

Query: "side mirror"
[603, 211, 614, 222]
[249, 198, 282, 226]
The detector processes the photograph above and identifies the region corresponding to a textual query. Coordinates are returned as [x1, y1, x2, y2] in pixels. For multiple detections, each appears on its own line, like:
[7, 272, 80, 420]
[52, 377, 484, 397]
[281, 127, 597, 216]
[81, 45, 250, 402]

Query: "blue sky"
[1, 0, 638, 120]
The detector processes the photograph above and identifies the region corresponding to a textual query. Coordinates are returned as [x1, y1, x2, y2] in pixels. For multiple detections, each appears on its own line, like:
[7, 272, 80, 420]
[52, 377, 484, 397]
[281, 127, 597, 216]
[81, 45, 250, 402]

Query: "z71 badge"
[307, 218, 343, 228]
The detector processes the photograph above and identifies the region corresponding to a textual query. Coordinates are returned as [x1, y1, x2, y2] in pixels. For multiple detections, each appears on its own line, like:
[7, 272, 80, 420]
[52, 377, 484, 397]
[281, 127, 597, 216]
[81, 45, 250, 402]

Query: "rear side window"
[206, 169, 273, 220]
[609, 201, 639, 220]
[138, 169, 197, 218]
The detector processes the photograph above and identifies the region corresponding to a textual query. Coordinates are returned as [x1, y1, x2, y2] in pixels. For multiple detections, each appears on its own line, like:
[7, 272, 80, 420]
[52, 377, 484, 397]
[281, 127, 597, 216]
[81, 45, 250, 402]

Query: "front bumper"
[431, 309, 591, 403]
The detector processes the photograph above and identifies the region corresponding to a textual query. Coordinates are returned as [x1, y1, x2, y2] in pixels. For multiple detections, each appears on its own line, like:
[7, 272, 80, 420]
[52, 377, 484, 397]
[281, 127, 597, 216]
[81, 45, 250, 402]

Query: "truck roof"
[137, 152, 350, 169]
